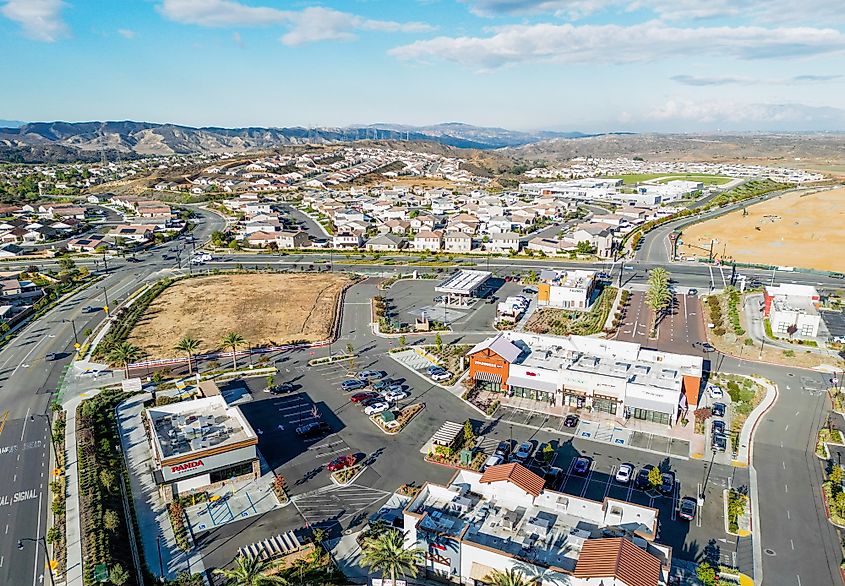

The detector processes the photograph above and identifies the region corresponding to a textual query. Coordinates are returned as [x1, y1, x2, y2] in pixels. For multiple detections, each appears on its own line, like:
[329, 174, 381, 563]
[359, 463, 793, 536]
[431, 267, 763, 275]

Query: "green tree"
[361, 530, 423, 586]
[213, 555, 285, 586]
[174, 336, 201, 375]
[346, 342, 354, 356]
[221, 332, 245, 371]
[484, 568, 532, 586]
[109, 563, 129, 586]
[575, 240, 595, 254]
[108, 342, 142, 377]
[99, 469, 116, 493]
[696, 562, 717, 586]
[58, 255, 76, 273]
[104, 509, 120, 532]
[463, 419, 475, 447]
[434, 332, 443, 353]
[645, 267, 672, 336]
[398, 335, 406, 348]
[831, 465, 845, 487]
[647, 466, 663, 490]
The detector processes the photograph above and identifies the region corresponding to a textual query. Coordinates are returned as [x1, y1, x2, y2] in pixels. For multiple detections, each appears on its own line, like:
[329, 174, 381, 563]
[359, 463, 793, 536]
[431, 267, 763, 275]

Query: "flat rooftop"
[772, 295, 819, 316]
[435, 269, 492, 295]
[147, 395, 256, 460]
[539, 269, 596, 289]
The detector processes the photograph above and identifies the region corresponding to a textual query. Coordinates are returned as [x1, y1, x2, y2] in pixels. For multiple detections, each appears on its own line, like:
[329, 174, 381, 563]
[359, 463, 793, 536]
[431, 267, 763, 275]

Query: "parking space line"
[670, 481, 679, 521]
[604, 466, 616, 499]
[696, 483, 702, 527]
[580, 462, 596, 497]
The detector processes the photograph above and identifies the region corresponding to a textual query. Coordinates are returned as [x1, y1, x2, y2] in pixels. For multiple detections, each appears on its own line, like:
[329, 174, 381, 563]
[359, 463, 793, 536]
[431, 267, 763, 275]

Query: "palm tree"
[645, 267, 672, 336]
[213, 555, 285, 586]
[484, 568, 533, 586]
[108, 342, 142, 378]
[174, 336, 201, 375]
[361, 529, 423, 586]
[221, 332, 246, 371]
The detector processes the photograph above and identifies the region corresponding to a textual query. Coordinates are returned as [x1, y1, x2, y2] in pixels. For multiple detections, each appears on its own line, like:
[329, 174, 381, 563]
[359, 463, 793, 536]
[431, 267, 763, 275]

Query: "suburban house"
[488, 231, 521, 252]
[365, 233, 406, 251]
[444, 231, 473, 253]
[333, 231, 364, 249]
[67, 235, 109, 253]
[412, 230, 443, 251]
[572, 223, 614, 258]
[109, 224, 155, 243]
[276, 230, 310, 249]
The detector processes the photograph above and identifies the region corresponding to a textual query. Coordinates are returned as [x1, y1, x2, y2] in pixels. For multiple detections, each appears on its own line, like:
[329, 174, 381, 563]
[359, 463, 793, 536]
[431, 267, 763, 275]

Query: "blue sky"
[1, 0, 845, 132]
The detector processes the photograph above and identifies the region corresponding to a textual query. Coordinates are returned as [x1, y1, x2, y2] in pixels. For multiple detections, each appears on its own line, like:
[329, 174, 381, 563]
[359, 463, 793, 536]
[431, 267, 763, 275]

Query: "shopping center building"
[145, 395, 259, 500]
[467, 333, 702, 426]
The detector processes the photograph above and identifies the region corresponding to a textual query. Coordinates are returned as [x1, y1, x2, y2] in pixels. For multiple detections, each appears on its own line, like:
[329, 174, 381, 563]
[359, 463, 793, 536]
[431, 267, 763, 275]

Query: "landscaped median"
[330, 463, 366, 486]
[821, 464, 845, 529]
[369, 403, 425, 434]
[816, 427, 845, 460]
[724, 488, 751, 537]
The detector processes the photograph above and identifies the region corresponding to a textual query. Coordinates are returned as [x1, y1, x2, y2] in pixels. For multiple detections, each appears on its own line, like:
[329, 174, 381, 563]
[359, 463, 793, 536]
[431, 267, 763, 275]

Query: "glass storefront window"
[593, 398, 618, 415]
[631, 408, 670, 425]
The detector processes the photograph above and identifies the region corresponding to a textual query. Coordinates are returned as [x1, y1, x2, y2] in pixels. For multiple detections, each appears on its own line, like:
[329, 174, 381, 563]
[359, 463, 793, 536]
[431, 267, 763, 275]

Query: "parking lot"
[616, 291, 708, 356]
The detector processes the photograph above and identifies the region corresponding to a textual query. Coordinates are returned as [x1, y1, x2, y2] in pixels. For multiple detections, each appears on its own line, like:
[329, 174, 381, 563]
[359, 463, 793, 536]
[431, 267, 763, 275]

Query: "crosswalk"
[291, 483, 391, 527]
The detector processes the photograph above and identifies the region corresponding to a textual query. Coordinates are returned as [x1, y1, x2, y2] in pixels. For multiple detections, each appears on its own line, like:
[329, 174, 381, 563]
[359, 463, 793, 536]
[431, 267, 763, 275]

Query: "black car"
[712, 402, 726, 417]
[494, 440, 512, 458]
[659, 471, 676, 495]
[266, 383, 295, 395]
[295, 421, 331, 437]
[634, 464, 655, 490]
[45, 352, 58, 361]
[678, 496, 697, 521]
[712, 420, 726, 435]
[563, 414, 579, 428]
[543, 466, 563, 488]
[712, 434, 727, 452]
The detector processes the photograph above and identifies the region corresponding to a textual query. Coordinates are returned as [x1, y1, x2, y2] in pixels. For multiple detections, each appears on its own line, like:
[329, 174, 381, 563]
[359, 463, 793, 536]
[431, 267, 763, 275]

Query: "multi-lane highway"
[0, 197, 841, 585]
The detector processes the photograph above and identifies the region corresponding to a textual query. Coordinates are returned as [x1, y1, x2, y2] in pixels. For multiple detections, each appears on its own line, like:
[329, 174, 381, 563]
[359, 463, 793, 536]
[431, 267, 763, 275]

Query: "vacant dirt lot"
[680, 187, 845, 272]
[129, 273, 353, 357]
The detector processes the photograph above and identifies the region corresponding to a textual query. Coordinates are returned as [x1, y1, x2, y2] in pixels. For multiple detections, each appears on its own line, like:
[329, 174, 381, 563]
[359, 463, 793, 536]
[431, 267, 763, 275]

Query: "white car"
[364, 402, 390, 415]
[708, 385, 724, 400]
[382, 389, 408, 402]
[481, 455, 504, 471]
[615, 463, 634, 484]
[431, 371, 452, 382]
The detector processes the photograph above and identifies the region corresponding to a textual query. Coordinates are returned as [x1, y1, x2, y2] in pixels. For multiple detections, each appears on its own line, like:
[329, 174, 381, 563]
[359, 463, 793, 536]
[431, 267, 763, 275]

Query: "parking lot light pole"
[17, 537, 55, 586]
[700, 446, 717, 502]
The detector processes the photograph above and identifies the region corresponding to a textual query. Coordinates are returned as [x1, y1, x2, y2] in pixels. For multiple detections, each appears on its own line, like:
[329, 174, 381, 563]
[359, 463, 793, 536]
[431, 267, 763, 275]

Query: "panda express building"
[145, 395, 259, 500]
[468, 333, 703, 427]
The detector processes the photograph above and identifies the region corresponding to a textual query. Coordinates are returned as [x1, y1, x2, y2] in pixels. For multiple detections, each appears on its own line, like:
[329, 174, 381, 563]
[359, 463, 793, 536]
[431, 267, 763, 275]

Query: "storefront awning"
[507, 375, 558, 393]
[474, 371, 502, 383]
[625, 395, 675, 414]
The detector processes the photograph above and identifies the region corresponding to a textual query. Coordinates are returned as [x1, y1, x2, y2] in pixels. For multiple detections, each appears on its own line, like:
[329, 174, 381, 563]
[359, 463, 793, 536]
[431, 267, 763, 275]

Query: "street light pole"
[64, 318, 78, 344]
[102, 286, 110, 315]
[17, 536, 55, 586]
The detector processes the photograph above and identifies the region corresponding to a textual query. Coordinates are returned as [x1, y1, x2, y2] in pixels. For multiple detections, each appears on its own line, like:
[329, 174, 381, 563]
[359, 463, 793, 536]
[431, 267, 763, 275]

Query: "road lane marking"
[791, 539, 795, 550]
[785, 425, 789, 431]
[31, 489, 43, 586]
[787, 510, 790, 519]
[782, 461, 786, 469]
[785, 484, 788, 493]
[20, 407, 30, 441]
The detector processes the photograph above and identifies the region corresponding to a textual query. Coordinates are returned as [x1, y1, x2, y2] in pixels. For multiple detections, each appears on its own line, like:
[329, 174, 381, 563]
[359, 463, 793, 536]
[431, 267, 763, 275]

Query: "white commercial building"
[404, 464, 669, 586]
[764, 284, 822, 338]
[145, 395, 259, 500]
[537, 269, 597, 310]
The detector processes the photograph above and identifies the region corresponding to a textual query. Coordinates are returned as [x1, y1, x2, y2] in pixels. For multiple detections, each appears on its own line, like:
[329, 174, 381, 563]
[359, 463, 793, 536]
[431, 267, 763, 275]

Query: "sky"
[1, 0, 845, 132]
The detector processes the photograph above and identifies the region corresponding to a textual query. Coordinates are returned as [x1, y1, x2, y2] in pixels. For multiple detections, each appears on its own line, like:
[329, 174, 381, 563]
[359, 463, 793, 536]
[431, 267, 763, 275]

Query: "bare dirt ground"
[679, 187, 845, 272]
[128, 273, 353, 358]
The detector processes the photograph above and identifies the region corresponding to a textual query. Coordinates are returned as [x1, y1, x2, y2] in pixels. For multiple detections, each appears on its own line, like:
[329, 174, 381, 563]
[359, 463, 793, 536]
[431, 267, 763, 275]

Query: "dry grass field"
[679, 187, 845, 272]
[128, 273, 353, 357]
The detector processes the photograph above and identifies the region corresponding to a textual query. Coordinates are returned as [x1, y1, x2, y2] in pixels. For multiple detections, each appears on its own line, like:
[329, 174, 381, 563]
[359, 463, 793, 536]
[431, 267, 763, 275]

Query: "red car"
[327, 454, 357, 472]
[351, 392, 378, 403]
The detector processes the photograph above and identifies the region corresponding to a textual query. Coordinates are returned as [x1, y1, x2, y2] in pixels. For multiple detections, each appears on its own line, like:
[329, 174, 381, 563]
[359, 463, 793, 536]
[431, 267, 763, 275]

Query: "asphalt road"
[0, 207, 225, 586]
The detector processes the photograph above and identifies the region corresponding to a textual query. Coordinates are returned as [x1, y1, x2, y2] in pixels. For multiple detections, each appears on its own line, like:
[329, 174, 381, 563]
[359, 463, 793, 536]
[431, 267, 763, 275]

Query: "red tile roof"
[478, 463, 545, 497]
[574, 538, 661, 586]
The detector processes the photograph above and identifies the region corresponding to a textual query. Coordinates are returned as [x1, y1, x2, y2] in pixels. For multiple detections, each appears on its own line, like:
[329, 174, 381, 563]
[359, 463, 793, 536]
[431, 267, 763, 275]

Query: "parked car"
[372, 379, 392, 391]
[712, 402, 726, 417]
[326, 454, 357, 472]
[563, 414, 579, 428]
[615, 463, 634, 484]
[573, 457, 592, 476]
[431, 370, 453, 382]
[522, 287, 538, 294]
[494, 440, 512, 458]
[296, 421, 331, 437]
[678, 497, 698, 521]
[543, 466, 563, 488]
[634, 464, 655, 490]
[382, 389, 409, 402]
[427, 365, 446, 376]
[481, 455, 504, 471]
[357, 370, 385, 381]
[712, 420, 726, 436]
[659, 471, 676, 495]
[533, 442, 553, 466]
[708, 385, 724, 400]
[386, 383, 405, 394]
[512, 441, 535, 464]
[361, 396, 384, 407]
[687, 288, 698, 296]
[341, 379, 367, 392]
[433, 296, 444, 303]
[712, 434, 728, 452]
[364, 402, 390, 415]
[82, 305, 99, 313]
[265, 383, 295, 394]
[351, 392, 379, 403]
[701, 343, 716, 352]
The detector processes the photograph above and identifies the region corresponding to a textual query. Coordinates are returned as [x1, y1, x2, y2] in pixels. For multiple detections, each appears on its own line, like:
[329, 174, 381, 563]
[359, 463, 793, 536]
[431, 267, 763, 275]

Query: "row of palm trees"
[213, 528, 534, 586]
[644, 267, 672, 337]
[106, 332, 248, 377]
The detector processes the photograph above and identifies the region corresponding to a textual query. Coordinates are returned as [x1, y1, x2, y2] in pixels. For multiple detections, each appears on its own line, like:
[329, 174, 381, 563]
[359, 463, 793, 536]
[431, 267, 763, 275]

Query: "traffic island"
[369, 403, 425, 434]
[820, 464, 845, 529]
[724, 488, 752, 537]
[330, 463, 366, 486]
[816, 428, 844, 460]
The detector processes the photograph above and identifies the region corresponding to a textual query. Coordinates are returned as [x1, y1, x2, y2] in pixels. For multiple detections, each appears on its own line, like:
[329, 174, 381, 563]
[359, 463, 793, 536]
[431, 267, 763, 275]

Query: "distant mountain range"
[0, 120, 597, 163]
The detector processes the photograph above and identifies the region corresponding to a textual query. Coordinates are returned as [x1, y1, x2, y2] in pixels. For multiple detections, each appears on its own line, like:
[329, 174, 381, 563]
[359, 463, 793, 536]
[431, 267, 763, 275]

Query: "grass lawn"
[607, 173, 732, 185]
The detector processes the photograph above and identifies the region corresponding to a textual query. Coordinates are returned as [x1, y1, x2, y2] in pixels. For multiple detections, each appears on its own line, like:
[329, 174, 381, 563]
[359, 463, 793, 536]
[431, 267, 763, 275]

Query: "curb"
[330, 464, 367, 487]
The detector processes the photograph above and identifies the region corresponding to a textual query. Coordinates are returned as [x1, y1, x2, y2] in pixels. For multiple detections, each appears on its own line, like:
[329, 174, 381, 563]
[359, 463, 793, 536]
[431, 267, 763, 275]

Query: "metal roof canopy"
[431, 421, 463, 446]
[435, 269, 492, 295]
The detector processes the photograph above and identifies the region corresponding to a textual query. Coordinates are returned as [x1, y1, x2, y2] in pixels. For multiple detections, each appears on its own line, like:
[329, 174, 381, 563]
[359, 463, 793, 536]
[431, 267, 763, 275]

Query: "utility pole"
[102, 286, 110, 315]
[708, 239, 715, 263]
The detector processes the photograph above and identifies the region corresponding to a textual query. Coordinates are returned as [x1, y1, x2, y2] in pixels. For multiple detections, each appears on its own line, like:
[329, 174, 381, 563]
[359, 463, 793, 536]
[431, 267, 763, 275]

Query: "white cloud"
[279, 7, 433, 46]
[465, 0, 618, 18]
[389, 22, 845, 69]
[117, 28, 136, 39]
[1, 0, 68, 42]
[157, 0, 286, 27]
[672, 74, 843, 86]
[157, 1, 433, 46]
[646, 99, 845, 129]
[232, 31, 243, 47]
